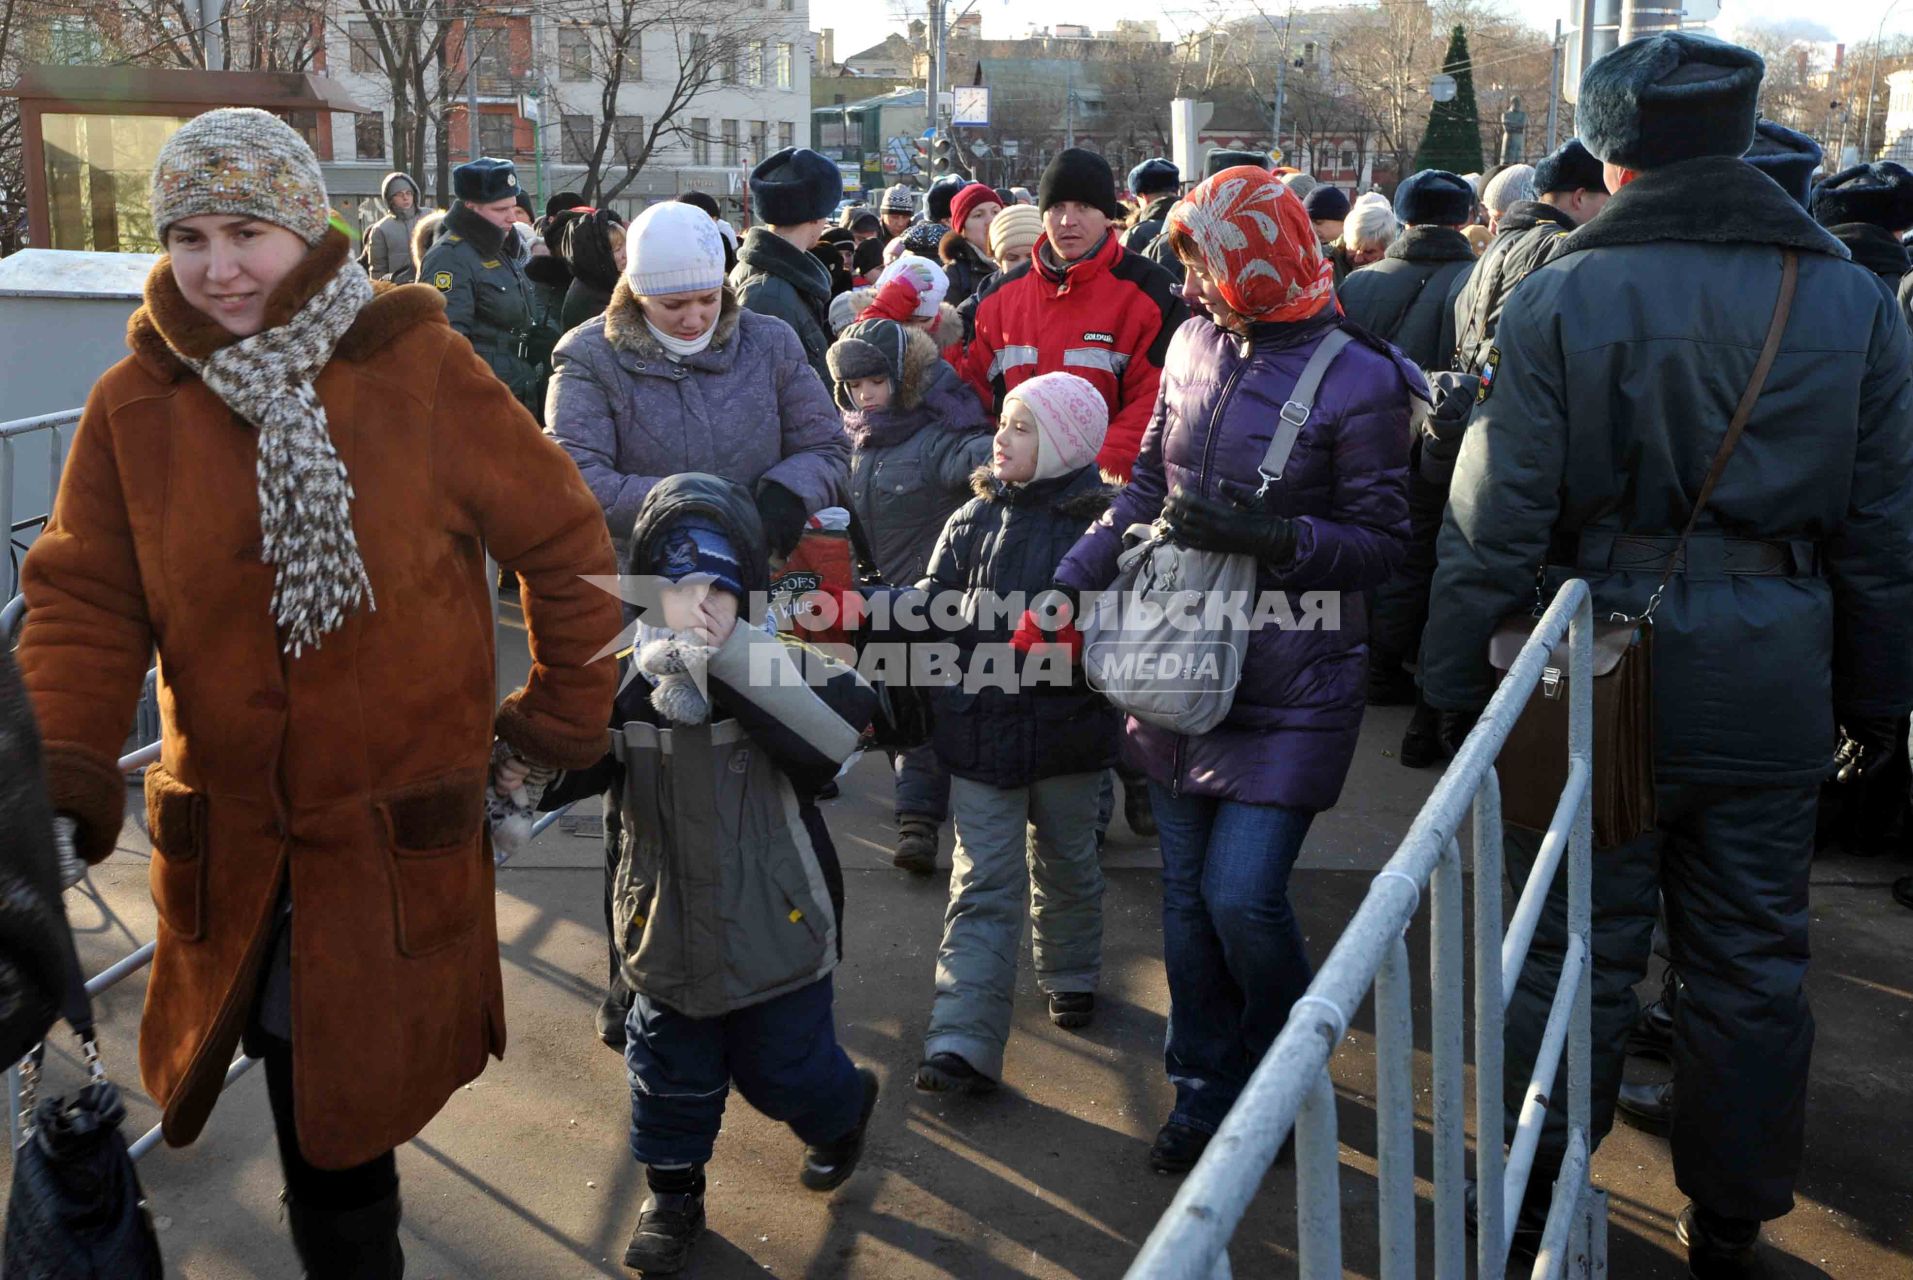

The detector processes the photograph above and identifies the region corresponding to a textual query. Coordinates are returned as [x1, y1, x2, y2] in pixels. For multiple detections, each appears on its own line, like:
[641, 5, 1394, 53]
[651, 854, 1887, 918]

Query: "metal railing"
[1126, 579, 1606, 1280]
[0, 408, 80, 603]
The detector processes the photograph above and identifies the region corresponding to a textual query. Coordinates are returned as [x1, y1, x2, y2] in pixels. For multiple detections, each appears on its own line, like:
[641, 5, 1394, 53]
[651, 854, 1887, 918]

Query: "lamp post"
[1863, 0, 1908, 161]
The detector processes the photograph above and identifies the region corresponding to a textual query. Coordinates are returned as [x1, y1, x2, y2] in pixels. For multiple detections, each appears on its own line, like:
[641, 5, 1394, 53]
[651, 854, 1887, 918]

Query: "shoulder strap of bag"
[1256, 327, 1354, 494]
[1644, 249, 1797, 617]
[16, 911, 102, 1142]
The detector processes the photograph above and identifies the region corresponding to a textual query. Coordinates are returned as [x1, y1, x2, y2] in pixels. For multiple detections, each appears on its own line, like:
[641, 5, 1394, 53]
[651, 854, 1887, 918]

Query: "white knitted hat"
[1483, 164, 1537, 213]
[624, 201, 728, 296]
[151, 108, 330, 245]
[873, 256, 948, 317]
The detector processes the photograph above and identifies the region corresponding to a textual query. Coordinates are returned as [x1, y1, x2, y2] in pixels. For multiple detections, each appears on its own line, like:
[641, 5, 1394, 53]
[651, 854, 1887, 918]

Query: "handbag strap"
[15, 903, 103, 1144]
[1641, 250, 1798, 619]
[1256, 327, 1354, 496]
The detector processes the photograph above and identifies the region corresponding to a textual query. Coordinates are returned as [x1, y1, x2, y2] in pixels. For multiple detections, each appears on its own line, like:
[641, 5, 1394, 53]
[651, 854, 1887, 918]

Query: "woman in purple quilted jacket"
[1054, 167, 1417, 1174]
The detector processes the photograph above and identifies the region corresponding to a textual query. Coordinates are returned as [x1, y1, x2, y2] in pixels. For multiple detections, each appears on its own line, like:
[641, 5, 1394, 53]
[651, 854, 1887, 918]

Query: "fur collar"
[601, 279, 743, 361]
[968, 463, 1118, 517]
[443, 199, 509, 258]
[1827, 222, 1911, 281]
[737, 226, 832, 301]
[1498, 200, 1576, 236]
[940, 230, 993, 271]
[126, 229, 447, 382]
[411, 209, 448, 275]
[1385, 224, 1476, 264]
[1557, 156, 1849, 261]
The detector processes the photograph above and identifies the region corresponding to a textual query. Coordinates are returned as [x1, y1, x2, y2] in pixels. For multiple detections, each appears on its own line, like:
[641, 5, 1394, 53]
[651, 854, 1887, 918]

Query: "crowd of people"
[4, 25, 1911, 1280]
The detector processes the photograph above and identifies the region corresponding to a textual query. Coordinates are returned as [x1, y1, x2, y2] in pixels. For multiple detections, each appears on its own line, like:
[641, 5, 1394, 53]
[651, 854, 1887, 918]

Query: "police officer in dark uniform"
[419, 157, 538, 407]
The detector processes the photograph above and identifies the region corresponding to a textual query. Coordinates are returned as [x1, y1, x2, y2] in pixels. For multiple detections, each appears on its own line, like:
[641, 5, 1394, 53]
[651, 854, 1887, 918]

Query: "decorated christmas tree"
[1415, 25, 1484, 176]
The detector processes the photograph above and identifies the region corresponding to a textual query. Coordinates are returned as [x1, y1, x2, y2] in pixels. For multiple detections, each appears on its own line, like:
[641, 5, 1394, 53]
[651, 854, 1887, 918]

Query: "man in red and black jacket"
[956, 148, 1186, 482]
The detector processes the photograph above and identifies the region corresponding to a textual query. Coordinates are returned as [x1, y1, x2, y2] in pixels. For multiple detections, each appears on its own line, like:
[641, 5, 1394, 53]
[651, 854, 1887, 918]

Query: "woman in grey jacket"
[362, 171, 425, 283]
[545, 199, 851, 1050]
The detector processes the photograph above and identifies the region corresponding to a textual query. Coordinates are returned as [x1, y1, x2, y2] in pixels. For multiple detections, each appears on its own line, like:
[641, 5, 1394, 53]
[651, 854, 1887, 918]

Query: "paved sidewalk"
[6, 627, 1908, 1277]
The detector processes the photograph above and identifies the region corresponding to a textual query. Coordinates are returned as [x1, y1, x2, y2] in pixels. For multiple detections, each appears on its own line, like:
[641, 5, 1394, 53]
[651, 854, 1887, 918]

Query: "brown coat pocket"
[144, 766, 208, 941]
[376, 772, 484, 958]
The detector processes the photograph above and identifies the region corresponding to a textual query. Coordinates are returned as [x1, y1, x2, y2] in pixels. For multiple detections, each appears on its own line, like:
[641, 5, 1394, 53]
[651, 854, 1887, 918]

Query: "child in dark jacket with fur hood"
[902, 372, 1122, 1096]
[534, 473, 880, 1276]
[828, 315, 993, 875]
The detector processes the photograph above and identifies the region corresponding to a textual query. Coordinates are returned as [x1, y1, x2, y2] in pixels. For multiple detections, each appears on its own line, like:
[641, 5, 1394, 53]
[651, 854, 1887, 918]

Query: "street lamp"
[1862, 0, 1909, 161]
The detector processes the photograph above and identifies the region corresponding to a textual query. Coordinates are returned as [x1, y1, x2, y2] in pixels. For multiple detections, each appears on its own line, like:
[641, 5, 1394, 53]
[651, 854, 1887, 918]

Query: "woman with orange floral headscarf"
[1054, 166, 1423, 1174]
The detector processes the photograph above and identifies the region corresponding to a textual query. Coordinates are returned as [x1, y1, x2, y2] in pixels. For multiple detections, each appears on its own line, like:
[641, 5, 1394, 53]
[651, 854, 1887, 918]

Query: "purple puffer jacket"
[546, 282, 849, 536]
[1055, 311, 1416, 811]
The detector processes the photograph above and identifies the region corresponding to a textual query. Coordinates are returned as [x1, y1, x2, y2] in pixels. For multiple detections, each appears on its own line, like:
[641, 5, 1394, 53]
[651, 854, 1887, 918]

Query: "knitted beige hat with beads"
[150, 108, 331, 245]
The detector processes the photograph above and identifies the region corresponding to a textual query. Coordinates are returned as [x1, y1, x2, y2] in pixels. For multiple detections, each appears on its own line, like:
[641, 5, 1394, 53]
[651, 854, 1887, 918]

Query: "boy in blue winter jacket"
[535, 473, 880, 1275]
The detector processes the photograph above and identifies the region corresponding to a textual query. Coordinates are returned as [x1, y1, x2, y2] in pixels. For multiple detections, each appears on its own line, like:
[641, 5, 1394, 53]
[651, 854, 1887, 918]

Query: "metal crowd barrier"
[0, 408, 80, 603]
[1126, 579, 1605, 1280]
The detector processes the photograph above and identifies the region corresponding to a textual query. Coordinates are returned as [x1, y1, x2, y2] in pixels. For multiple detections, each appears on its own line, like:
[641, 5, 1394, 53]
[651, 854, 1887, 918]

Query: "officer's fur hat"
[1813, 163, 1913, 233]
[1743, 120, 1822, 210]
[749, 147, 842, 227]
[1205, 149, 1271, 178]
[1576, 32, 1763, 172]
[1393, 170, 1474, 226]
[1533, 139, 1604, 195]
[453, 157, 519, 203]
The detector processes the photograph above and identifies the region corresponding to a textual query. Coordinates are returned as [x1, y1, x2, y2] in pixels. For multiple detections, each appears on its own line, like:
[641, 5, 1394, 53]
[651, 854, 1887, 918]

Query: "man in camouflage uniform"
[419, 157, 538, 406]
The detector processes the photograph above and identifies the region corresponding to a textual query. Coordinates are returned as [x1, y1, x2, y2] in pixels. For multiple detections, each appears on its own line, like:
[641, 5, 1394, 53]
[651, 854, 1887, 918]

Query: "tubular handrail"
[0, 407, 80, 603]
[1125, 579, 1603, 1280]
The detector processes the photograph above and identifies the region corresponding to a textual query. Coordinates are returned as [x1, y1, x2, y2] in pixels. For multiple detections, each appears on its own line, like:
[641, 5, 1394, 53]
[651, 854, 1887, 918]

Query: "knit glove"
[487, 741, 558, 864]
[1162, 485, 1297, 564]
[1009, 610, 1083, 659]
[53, 815, 84, 890]
[755, 481, 810, 560]
[859, 275, 923, 325]
[1832, 717, 1905, 783]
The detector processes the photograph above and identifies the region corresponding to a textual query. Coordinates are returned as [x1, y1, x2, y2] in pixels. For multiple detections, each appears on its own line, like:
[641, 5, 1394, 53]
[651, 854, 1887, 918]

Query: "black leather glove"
[1832, 717, 1905, 784]
[1162, 485, 1297, 563]
[754, 481, 809, 560]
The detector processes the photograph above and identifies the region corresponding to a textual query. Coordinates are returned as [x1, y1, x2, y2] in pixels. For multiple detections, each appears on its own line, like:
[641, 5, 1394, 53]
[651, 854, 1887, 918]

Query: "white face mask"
[644, 317, 717, 360]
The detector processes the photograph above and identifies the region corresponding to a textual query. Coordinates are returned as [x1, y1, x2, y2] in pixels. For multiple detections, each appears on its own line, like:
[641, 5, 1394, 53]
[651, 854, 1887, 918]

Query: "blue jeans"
[624, 976, 863, 1167]
[1149, 784, 1317, 1135]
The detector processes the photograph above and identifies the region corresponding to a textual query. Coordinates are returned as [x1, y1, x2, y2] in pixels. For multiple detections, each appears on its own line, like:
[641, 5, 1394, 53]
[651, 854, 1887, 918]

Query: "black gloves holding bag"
[1162, 484, 1297, 565]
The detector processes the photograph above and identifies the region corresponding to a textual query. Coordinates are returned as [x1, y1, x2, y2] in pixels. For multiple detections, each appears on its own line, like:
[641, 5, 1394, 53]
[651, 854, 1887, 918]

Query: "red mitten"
[1009, 609, 1083, 659]
[859, 275, 923, 324]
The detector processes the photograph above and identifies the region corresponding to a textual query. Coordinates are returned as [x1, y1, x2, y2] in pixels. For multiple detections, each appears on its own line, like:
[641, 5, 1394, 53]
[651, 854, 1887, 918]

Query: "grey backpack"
[1076, 329, 1353, 735]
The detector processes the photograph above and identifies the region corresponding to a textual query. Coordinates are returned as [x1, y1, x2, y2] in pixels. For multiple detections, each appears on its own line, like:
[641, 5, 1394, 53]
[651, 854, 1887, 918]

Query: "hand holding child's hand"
[492, 754, 531, 798]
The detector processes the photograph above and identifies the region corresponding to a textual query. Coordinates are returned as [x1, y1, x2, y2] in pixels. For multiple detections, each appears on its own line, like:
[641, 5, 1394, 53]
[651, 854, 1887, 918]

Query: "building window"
[1340, 147, 1356, 170]
[776, 43, 793, 89]
[355, 112, 386, 160]
[478, 111, 515, 158]
[558, 26, 592, 81]
[722, 41, 738, 84]
[562, 115, 594, 164]
[690, 32, 710, 75]
[779, 121, 795, 151]
[471, 24, 512, 93]
[347, 21, 379, 73]
[691, 118, 712, 165]
[749, 120, 767, 165]
[721, 118, 739, 166]
[779, 0, 793, 10]
[285, 111, 320, 150]
[613, 115, 646, 163]
[47, 15, 105, 64]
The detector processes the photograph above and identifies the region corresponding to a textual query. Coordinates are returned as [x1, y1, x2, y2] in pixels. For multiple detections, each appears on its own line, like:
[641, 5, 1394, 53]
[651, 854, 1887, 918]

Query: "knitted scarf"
[178, 257, 376, 656]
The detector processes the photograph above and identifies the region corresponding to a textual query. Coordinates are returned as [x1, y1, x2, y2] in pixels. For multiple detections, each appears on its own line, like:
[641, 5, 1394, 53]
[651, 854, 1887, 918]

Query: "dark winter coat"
[1337, 225, 1475, 373]
[1825, 221, 1913, 333]
[561, 276, 615, 333]
[730, 227, 835, 383]
[418, 201, 538, 400]
[546, 282, 849, 537]
[1451, 200, 1576, 373]
[0, 646, 68, 1068]
[1141, 226, 1184, 285]
[1055, 312, 1417, 812]
[542, 474, 877, 1017]
[843, 327, 993, 585]
[920, 467, 1122, 789]
[363, 172, 424, 284]
[1124, 194, 1179, 256]
[939, 230, 995, 307]
[1421, 156, 1913, 787]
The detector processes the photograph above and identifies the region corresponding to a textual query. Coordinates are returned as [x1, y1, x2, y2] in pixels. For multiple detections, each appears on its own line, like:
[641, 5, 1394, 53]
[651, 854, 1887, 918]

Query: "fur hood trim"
[602, 278, 742, 359]
[968, 464, 1120, 517]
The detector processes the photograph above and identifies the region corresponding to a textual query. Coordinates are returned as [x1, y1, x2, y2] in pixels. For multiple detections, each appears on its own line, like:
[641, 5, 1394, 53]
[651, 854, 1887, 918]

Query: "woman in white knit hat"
[12, 107, 622, 1273]
[545, 198, 849, 1050]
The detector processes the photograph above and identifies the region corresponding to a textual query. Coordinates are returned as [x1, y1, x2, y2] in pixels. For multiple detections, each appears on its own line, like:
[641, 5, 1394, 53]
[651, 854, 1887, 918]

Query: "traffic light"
[932, 135, 953, 176]
[911, 135, 931, 174]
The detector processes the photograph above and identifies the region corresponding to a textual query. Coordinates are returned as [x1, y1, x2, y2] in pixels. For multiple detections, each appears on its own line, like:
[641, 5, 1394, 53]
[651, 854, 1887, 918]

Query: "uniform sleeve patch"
[433, 271, 453, 291]
[1477, 347, 1500, 402]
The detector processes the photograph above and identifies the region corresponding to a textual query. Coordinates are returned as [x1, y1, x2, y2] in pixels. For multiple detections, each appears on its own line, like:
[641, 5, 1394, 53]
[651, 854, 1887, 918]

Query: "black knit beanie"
[1039, 148, 1119, 219]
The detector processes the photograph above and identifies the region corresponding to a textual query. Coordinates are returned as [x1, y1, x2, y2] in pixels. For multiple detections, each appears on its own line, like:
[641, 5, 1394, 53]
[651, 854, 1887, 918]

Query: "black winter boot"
[287, 1190, 404, 1280]
[893, 813, 940, 875]
[1048, 992, 1095, 1029]
[800, 1067, 880, 1191]
[1677, 1203, 1769, 1279]
[1123, 783, 1157, 837]
[623, 1167, 706, 1274]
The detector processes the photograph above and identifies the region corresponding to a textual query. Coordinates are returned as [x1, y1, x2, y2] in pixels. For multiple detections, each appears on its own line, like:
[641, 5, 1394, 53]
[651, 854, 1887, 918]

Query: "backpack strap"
[1256, 327, 1355, 496]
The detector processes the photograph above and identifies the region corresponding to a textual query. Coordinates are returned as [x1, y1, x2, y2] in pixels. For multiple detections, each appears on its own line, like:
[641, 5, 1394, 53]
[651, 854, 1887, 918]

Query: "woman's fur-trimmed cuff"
[494, 689, 612, 771]
[42, 741, 128, 865]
